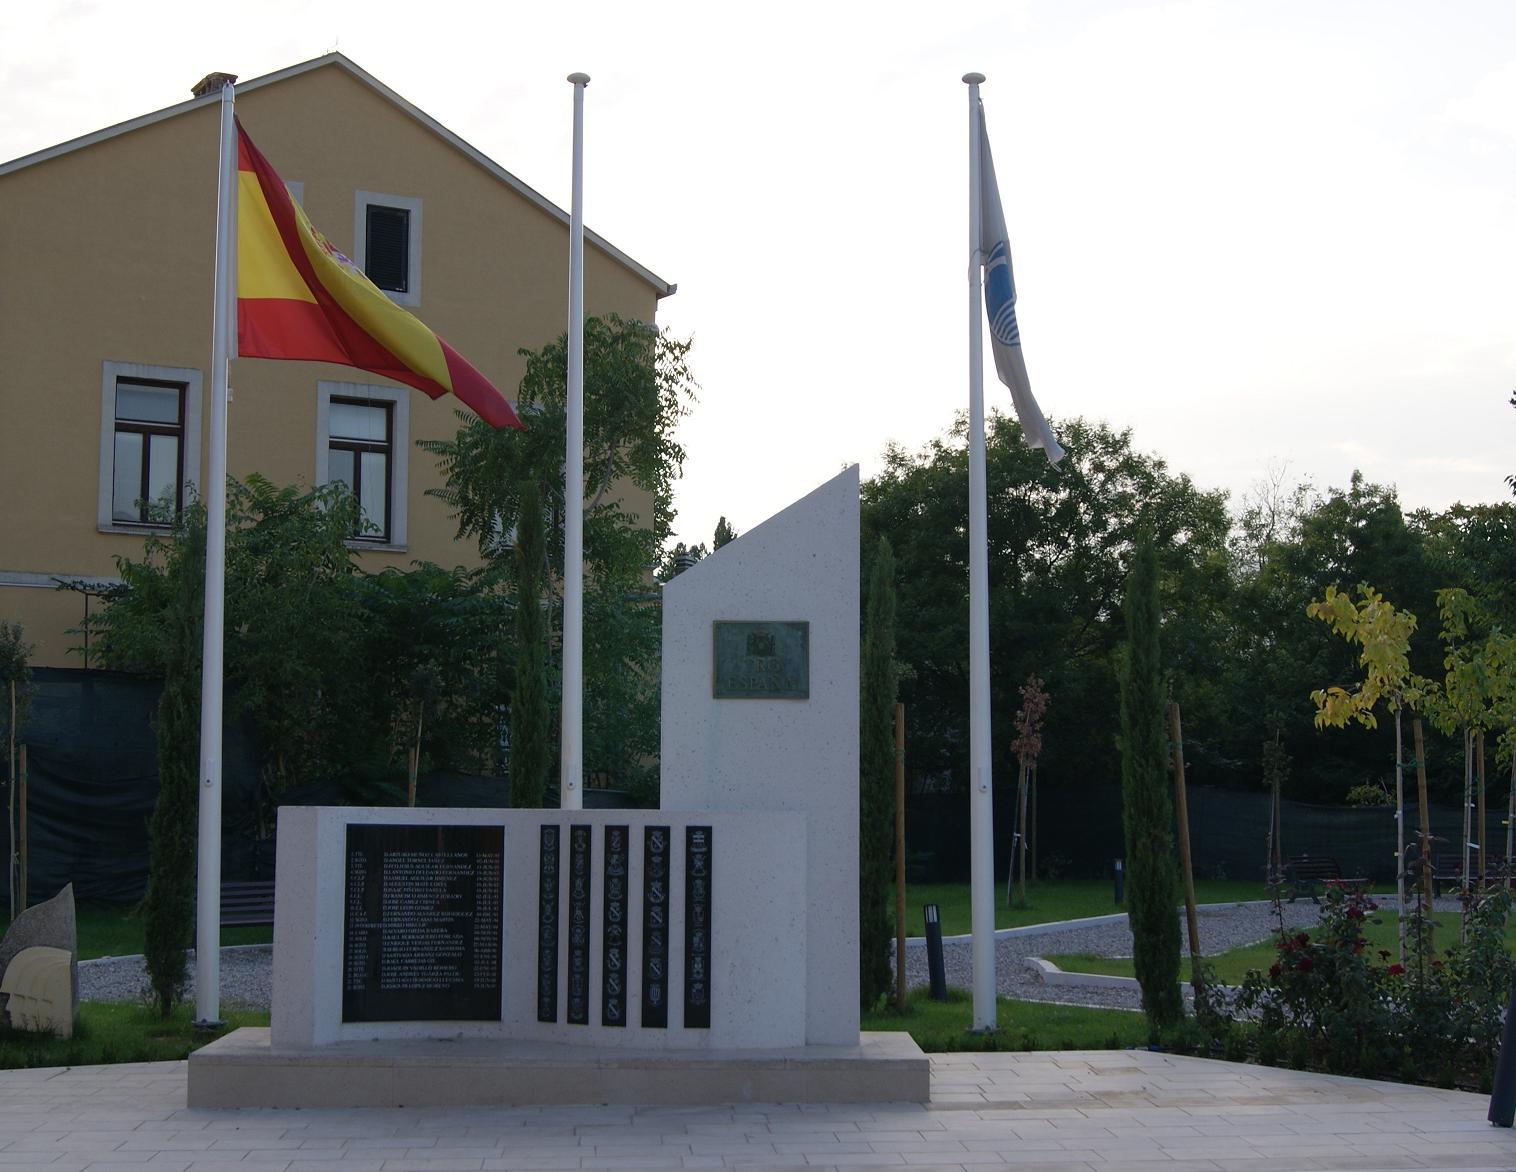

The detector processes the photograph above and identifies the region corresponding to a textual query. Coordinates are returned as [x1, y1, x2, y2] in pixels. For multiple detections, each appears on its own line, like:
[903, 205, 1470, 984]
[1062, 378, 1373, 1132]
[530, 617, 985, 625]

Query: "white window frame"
[352, 190, 422, 307]
[97, 360, 203, 534]
[315, 380, 409, 551]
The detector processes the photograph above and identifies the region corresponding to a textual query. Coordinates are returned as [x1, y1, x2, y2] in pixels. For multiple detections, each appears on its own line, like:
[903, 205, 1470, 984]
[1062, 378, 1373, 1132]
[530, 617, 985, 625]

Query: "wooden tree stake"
[16, 744, 25, 913]
[1413, 717, 1434, 907]
[6, 679, 13, 922]
[1016, 761, 1029, 906]
[1168, 699, 1202, 990]
[1478, 731, 1486, 891]
[894, 702, 906, 1011]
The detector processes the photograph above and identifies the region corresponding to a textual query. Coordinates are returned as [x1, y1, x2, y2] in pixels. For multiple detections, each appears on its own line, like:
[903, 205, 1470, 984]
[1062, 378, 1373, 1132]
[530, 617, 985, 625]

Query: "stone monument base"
[187, 1028, 929, 1109]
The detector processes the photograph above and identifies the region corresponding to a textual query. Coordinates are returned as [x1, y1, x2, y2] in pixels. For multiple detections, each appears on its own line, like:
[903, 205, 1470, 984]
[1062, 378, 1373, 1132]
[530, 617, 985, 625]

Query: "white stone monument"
[661, 465, 860, 1045]
[188, 466, 925, 1108]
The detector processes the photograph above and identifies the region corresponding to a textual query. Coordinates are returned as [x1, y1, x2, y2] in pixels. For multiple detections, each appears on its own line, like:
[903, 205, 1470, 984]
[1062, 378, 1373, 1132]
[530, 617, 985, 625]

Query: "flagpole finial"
[568, 72, 590, 86]
[963, 72, 986, 85]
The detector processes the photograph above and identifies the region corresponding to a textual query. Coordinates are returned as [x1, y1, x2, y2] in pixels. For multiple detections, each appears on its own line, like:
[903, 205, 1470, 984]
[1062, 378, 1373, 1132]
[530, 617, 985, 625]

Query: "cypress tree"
[859, 536, 898, 1008]
[509, 481, 550, 809]
[1118, 530, 1183, 1030]
[141, 514, 205, 1018]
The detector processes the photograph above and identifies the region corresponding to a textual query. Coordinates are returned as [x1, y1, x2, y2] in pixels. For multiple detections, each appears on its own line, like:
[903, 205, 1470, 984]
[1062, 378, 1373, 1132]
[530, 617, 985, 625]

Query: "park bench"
[219, 880, 275, 928]
[1274, 854, 1368, 904]
[1427, 853, 1511, 897]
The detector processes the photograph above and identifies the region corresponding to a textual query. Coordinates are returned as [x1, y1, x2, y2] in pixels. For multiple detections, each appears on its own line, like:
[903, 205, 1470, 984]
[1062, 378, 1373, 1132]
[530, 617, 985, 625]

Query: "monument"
[188, 466, 927, 1107]
[0, 884, 79, 1038]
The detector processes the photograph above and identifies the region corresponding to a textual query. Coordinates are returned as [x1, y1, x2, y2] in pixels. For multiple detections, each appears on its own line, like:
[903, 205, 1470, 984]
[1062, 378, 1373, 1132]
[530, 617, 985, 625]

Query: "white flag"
[978, 107, 1064, 465]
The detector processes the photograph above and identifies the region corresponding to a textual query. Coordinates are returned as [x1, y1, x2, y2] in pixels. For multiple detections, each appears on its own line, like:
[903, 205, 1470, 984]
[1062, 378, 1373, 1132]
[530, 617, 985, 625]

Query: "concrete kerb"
[901, 897, 1279, 948]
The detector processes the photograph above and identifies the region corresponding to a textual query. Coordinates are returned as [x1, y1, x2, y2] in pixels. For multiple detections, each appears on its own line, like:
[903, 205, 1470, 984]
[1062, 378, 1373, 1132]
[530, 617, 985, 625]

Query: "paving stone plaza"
[2, 1048, 1514, 1172]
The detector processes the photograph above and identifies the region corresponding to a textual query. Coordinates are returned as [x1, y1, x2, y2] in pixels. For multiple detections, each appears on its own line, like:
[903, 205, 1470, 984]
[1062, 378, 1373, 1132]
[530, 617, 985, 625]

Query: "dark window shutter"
[365, 205, 410, 292]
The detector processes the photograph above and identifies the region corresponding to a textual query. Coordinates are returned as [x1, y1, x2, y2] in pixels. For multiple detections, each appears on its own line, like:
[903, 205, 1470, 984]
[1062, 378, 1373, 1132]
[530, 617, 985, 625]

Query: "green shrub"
[1233, 883, 1514, 1086]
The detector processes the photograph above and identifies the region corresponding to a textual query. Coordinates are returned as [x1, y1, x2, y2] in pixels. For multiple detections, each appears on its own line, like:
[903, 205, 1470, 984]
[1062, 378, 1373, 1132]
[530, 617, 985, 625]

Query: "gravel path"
[80, 945, 272, 1011]
[899, 896, 1463, 1012]
[79, 897, 1457, 1014]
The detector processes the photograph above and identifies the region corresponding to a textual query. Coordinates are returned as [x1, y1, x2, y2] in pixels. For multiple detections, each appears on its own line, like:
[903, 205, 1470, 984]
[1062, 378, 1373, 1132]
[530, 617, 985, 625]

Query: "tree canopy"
[864, 409, 1516, 812]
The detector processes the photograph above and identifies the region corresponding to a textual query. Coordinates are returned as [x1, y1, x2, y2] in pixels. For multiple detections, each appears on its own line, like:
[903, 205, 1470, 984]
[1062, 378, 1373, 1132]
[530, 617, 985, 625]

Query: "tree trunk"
[1273, 775, 1283, 874]
[407, 706, 423, 808]
[1395, 706, 1406, 965]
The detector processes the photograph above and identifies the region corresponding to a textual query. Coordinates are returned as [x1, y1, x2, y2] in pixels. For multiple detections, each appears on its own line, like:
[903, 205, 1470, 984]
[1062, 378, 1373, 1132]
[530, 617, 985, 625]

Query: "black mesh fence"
[907, 778, 1507, 887]
[4, 668, 1505, 907]
[1, 668, 639, 910]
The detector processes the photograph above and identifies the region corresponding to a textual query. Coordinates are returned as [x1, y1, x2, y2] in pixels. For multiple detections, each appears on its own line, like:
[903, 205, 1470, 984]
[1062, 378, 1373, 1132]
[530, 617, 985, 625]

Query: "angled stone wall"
[660, 466, 860, 1045]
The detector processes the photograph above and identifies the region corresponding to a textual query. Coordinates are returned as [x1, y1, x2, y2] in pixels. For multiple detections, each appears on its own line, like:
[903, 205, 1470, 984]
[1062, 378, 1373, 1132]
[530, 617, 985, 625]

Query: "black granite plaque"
[641, 825, 671, 1028]
[536, 824, 561, 1023]
[601, 825, 629, 1027]
[712, 621, 809, 699]
[566, 824, 592, 1025]
[342, 823, 503, 1024]
[683, 825, 712, 1029]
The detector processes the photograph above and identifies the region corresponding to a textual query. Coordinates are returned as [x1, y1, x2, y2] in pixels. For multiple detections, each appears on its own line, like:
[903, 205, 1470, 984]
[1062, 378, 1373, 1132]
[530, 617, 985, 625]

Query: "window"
[353, 190, 422, 306]
[315, 382, 409, 549]
[97, 361, 202, 532]
[327, 398, 393, 541]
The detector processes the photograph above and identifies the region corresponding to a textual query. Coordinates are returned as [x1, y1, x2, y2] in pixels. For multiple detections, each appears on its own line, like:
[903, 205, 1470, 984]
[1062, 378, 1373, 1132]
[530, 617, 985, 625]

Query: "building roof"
[0, 52, 676, 299]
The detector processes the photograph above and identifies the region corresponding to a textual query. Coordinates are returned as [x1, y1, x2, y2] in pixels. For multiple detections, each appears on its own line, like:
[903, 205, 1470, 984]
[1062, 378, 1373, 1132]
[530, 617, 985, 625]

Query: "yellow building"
[0, 53, 673, 667]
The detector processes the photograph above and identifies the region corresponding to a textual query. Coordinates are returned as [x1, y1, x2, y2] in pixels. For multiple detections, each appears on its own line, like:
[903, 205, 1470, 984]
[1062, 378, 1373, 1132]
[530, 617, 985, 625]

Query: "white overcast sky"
[3, 1, 1513, 549]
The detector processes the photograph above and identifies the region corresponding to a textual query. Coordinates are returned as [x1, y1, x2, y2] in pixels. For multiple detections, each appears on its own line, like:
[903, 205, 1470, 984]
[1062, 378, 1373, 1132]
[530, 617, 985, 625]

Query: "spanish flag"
[235, 120, 523, 430]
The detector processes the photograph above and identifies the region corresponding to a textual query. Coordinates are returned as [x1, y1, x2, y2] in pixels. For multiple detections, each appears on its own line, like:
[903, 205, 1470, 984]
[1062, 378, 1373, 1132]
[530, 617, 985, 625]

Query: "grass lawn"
[1045, 907, 1516, 985]
[0, 1002, 270, 1070]
[902, 878, 1271, 937]
[0, 904, 272, 960]
[863, 986, 1149, 1052]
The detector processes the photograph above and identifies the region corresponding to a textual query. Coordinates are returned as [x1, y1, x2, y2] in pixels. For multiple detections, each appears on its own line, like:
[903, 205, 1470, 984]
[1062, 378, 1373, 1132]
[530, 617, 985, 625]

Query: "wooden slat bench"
[1273, 855, 1368, 904]
[220, 880, 275, 928]
[1428, 853, 1511, 896]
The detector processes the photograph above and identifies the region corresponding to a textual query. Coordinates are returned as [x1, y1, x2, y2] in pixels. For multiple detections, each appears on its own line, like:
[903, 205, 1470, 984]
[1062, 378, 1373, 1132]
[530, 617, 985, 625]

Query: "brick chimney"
[191, 72, 238, 98]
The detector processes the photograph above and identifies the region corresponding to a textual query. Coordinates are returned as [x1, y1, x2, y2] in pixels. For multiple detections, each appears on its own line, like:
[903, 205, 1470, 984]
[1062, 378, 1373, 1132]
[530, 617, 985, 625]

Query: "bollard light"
[923, 903, 949, 1002]
[1114, 858, 1125, 907]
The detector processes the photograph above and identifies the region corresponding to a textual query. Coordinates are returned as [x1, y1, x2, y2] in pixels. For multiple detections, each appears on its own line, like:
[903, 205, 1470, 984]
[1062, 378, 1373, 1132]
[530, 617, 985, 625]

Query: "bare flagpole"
[194, 77, 237, 1027]
[561, 72, 589, 811]
[964, 71, 997, 1032]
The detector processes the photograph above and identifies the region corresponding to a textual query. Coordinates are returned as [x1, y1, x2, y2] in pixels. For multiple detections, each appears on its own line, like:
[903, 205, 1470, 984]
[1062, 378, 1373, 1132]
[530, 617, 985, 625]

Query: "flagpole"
[561, 72, 589, 811]
[194, 77, 236, 1027]
[964, 71, 997, 1033]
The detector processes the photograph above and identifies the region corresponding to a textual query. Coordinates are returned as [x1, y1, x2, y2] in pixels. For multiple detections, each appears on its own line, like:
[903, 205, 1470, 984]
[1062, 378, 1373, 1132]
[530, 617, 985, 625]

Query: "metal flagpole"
[963, 71, 996, 1032]
[561, 72, 589, 811]
[194, 77, 237, 1026]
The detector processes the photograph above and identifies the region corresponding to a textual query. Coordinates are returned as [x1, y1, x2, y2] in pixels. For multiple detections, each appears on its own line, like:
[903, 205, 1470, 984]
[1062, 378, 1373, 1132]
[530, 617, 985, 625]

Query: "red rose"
[1388, 963, 1406, 976]
[1297, 957, 1314, 973]
[1269, 962, 1282, 978]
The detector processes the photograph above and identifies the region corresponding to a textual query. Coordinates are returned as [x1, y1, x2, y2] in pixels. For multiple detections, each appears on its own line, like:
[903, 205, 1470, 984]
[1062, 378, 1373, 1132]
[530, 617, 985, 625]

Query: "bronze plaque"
[712, 621, 809, 699]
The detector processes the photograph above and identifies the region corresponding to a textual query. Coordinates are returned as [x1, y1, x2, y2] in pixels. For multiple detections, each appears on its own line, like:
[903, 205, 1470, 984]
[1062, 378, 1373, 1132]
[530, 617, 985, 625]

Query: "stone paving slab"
[1, 1051, 1514, 1170]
